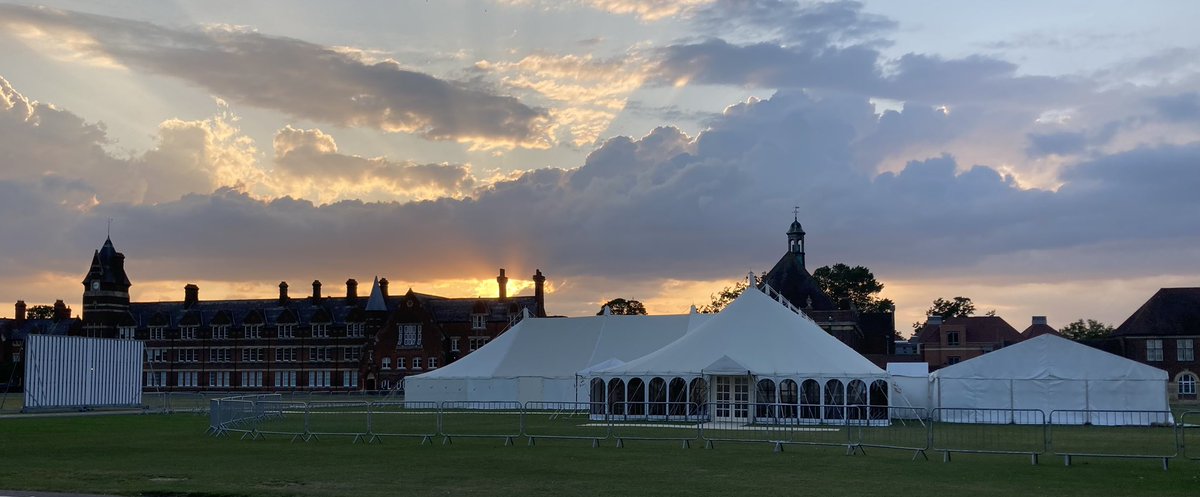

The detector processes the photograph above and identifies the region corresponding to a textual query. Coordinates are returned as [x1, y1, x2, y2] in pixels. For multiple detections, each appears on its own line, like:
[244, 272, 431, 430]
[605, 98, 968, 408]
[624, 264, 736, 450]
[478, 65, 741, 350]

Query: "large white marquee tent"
[930, 334, 1171, 425]
[404, 311, 711, 404]
[591, 286, 890, 424]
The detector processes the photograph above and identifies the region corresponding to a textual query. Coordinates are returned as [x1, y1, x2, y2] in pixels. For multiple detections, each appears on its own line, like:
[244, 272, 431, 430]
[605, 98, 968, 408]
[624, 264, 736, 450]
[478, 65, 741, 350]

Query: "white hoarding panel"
[24, 335, 143, 410]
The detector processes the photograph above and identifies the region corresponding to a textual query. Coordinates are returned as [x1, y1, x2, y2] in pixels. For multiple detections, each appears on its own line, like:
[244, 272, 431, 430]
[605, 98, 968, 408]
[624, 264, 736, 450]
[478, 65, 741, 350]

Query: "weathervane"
[792, 205, 799, 220]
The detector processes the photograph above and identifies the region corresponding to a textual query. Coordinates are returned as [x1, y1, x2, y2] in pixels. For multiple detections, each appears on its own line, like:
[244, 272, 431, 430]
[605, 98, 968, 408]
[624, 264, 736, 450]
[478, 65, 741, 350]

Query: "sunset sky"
[1, 1, 1198, 333]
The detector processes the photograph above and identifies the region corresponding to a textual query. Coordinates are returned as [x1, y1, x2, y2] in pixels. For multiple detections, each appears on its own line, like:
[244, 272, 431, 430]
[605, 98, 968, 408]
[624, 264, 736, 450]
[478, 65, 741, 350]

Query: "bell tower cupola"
[82, 236, 132, 329]
[787, 211, 806, 268]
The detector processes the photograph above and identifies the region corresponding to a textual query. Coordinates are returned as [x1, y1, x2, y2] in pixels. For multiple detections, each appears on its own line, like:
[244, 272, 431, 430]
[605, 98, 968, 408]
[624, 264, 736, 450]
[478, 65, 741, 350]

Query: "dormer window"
[212, 325, 229, 340]
[149, 326, 165, 340]
[471, 314, 486, 331]
[346, 322, 364, 338]
[278, 324, 295, 338]
[946, 331, 961, 347]
[399, 324, 422, 348]
[245, 324, 262, 339]
[118, 326, 136, 340]
[312, 324, 329, 338]
[180, 326, 198, 340]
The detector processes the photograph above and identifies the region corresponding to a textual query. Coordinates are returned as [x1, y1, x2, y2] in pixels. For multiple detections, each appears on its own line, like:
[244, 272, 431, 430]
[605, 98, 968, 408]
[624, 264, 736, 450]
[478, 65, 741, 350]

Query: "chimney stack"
[497, 268, 508, 301]
[345, 279, 358, 300]
[379, 278, 389, 299]
[52, 300, 69, 321]
[532, 269, 546, 317]
[311, 280, 322, 302]
[184, 284, 199, 308]
[928, 315, 943, 326]
[1032, 316, 1048, 326]
[15, 300, 26, 323]
[279, 281, 289, 304]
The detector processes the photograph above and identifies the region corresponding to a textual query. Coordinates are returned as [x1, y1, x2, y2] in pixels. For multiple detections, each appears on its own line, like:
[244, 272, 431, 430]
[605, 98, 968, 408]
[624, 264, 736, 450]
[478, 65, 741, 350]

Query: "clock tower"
[81, 236, 132, 335]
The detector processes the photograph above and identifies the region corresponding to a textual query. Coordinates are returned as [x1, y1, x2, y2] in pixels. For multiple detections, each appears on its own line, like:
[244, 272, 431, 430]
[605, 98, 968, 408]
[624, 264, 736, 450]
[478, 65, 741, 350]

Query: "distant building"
[914, 315, 1024, 370]
[1020, 316, 1063, 340]
[1108, 288, 1199, 400]
[760, 217, 897, 361]
[5, 237, 549, 392]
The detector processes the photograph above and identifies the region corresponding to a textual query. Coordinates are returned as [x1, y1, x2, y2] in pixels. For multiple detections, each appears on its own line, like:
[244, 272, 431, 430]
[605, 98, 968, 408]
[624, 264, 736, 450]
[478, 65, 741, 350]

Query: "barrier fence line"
[204, 397, 1197, 469]
[1048, 410, 1178, 471]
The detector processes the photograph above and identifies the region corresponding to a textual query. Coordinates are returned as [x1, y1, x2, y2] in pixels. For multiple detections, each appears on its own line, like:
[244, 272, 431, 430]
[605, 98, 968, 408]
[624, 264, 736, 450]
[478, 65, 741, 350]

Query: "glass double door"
[714, 376, 749, 421]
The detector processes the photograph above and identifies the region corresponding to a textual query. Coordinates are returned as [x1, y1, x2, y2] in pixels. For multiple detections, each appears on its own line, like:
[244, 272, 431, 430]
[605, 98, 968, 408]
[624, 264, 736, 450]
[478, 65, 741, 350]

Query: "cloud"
[477, 53, 650, 146]
[1150, 92, 1200, 122]
[693, 0, 895, 46]
[500, 0, 715, 21]
[8, 89, 1193, 293]
[0, 4, 551, 150]
[272, 126, 477, 202]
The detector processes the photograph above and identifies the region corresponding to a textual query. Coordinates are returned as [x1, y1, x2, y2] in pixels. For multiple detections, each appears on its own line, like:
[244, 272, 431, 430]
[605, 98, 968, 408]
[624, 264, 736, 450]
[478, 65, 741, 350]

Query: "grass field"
[1, 413, 1197, 497]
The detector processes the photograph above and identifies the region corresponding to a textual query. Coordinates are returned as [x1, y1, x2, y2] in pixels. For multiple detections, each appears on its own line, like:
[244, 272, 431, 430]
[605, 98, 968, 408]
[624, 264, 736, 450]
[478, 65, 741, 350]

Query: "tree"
[1059, 319, 1115, 340]
[812, 263, 894, 313]
[912, 296, 976, 331]
[25, 305, 55, 320]
[597, 298, 647, 316]
[699, 281, 747, 314]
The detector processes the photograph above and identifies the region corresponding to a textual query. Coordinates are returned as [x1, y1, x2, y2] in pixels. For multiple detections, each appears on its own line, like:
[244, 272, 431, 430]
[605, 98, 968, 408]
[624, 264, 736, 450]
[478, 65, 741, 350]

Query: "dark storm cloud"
[0, 5, 550, 148]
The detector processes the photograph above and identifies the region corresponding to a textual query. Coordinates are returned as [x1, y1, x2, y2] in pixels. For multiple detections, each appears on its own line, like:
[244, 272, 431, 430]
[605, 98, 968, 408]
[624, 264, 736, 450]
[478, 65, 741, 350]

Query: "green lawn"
[0, 413, 1197, 497]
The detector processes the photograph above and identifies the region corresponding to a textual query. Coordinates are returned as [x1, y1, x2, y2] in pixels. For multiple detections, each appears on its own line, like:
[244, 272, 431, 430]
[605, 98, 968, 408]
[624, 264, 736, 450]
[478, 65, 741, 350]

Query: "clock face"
[91, 281, 100, 290]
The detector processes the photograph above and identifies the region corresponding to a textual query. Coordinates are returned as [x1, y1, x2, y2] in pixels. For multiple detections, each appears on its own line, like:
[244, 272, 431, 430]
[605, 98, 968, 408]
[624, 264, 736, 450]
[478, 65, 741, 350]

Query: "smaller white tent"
[930, 334, 1171, 425]
[404, 312, 710, 405]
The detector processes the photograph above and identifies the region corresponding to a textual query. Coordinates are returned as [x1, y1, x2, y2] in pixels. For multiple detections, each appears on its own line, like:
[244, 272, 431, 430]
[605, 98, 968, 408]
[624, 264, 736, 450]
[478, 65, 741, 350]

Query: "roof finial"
[792, 205, 799, 221]
[107, 217, 112, 239]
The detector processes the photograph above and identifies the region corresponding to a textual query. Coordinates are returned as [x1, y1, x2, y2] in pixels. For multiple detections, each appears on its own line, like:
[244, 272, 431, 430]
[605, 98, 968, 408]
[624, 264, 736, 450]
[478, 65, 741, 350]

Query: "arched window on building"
[648, 378, 667, 417]
[607, 378, 626, 415]
[1178, 372, 1198, 398]
[755, 379, 777, 419]
[668, 377, 687, 417]
[800, 379, 821, 420]
[627, 378, 646, 416]
[824, 379, 845, 422]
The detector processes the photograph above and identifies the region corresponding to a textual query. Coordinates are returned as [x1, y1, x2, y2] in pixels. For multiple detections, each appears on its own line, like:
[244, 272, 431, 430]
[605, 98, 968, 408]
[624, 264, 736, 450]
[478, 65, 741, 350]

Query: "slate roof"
[1112, 287, 1200, 337]
[0, 318, 76, 342]
[1021, 323, 1062, 339]
[123, 294, 539, 328]
[762, 252, 835, 311]
[915, 316, 1023, 345]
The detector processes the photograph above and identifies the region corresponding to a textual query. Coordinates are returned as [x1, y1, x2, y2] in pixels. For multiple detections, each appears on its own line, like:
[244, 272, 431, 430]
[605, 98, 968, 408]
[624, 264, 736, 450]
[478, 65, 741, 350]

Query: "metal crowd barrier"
[608, 402, 703, 448]
[930, 408, 1046, 464]
[851, 406, 930, 460]
[1184, 411, 1200, 461]
[438, 401, 524, 445]
[207, 394, 282, 437]
[1048, 410, 1178, 470]
[698, 402, 858, 452]
[523, 402, 609, 447]
[368, 401, 438, 444]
